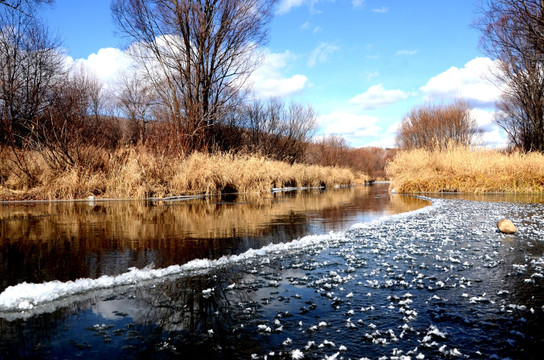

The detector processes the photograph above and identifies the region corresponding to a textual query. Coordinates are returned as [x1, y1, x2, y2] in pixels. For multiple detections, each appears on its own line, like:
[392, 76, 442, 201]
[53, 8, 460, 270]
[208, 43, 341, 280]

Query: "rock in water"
[497, 219, 517, 234]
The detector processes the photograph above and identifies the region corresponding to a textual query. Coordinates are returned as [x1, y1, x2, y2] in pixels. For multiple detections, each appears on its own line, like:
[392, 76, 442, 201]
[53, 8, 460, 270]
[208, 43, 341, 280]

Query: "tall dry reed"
[387, 144, 544, 194]
[0, 145, 365, 200]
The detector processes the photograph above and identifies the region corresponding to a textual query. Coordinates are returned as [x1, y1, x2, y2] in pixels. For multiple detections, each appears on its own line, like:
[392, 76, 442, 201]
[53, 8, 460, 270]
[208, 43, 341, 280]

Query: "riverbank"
[0, 145, 367, 201]
[387, 145, 544, 194]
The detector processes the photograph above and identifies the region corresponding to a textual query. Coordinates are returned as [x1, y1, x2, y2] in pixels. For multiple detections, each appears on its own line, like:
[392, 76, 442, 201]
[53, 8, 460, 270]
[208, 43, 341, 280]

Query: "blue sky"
[42, 0, 505, 148]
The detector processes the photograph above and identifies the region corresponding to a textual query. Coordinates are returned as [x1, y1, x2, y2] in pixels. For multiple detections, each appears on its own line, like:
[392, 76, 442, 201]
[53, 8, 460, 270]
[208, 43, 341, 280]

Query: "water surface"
[1, 185, 543, 359]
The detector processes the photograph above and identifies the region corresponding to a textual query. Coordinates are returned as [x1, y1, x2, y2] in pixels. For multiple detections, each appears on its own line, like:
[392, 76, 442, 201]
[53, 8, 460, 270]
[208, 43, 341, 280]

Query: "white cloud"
[420, 57, 502, 107]
[469, 108, 508, 148]
[308, 42, 339, 67]
[470, 108, 495, 132]
[480, 127, 508, 149]
[319, 112, 381, 139]
[395, 49, 418, 56]
[277, 0, 306, 14]
[349, 84, 410, 110]
[373, 6, 389, 13]
[248, 49, 309, 98]
[69, 47, 133, 88]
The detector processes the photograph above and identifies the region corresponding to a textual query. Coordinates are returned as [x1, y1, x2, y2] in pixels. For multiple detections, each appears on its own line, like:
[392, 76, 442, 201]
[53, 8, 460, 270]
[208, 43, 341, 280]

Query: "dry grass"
[387, 144, 544, 194]
[0, 145, 366, 200]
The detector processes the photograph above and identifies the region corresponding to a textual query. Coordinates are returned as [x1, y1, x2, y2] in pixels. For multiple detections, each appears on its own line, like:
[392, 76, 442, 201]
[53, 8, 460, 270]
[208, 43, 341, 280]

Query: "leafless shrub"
[395, 99, 481, 150]
[306, 136, 395, 179]
[236, 98, 317, 163]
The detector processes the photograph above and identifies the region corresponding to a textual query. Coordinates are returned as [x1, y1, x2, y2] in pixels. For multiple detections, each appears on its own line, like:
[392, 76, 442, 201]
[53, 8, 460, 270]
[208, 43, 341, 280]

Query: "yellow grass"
[387, 144, 544, 194]
[0, 145, 367, 200]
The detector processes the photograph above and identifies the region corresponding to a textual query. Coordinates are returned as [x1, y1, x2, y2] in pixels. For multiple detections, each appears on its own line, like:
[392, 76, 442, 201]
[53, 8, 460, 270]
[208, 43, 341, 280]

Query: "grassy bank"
[387, 145, 544, 194]
[0, 146, 367, 201]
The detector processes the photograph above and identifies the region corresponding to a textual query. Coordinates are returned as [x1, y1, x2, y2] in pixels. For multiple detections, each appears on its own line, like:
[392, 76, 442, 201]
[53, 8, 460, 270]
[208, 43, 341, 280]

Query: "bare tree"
[477, 0, 544, 151]
[0, 6, 64, 145]
[118, 72, 160, 143]
[395, 99, 481, 150]
[111, 0, 277, 151]
[239, 98, 317, 163]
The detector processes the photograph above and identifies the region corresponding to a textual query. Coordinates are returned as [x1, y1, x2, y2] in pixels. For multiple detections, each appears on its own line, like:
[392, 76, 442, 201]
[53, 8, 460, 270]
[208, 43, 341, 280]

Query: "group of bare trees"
[1, 0, 319, 173]
[395, 99, 480, 150]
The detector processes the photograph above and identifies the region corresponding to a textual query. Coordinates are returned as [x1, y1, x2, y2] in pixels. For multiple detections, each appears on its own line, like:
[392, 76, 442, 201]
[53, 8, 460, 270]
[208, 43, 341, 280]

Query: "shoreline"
[1, 146, 369, 202]
[387, 145, 544, 195]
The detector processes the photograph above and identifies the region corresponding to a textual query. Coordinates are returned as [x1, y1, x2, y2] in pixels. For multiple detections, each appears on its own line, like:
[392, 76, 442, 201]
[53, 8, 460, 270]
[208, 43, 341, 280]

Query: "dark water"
[1, 185, 543, 359]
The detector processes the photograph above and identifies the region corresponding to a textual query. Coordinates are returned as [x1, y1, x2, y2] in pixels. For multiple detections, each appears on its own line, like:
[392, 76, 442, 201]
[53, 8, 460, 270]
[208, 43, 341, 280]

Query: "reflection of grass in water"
[388, 193, 432, 213]
[0, 186, 428, 249]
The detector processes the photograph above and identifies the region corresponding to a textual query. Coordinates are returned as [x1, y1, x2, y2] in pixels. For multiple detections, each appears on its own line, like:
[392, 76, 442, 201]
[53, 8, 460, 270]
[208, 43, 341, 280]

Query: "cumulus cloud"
[67, 47, 133, 89]
[248, 49, 309, 98]
[349, 84, 410, 110]
[308, 42, 339, 67]
[420, 57, 502, 107]
[469, 108, 508, 148]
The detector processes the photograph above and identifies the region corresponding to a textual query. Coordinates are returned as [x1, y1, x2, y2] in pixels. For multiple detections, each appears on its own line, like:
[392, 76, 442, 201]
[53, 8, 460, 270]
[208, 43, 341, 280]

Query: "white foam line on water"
[0, 196, 438, 315]
[0, 232, 342, 313]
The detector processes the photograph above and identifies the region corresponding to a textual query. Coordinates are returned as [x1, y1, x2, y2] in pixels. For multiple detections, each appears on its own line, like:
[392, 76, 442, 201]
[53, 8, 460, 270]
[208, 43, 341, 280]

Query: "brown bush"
[395, 99, 481, 150]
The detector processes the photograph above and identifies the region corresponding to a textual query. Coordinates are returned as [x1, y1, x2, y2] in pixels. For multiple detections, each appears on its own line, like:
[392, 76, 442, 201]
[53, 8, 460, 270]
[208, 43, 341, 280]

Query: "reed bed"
[387, 145, 544, 194]
[0, 145, 365, 200]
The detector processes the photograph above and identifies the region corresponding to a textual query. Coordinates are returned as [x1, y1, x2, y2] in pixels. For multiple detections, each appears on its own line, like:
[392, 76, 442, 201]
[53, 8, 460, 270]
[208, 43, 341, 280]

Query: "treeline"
[307, 136, 396, 179]
[0, 2, 322, 179]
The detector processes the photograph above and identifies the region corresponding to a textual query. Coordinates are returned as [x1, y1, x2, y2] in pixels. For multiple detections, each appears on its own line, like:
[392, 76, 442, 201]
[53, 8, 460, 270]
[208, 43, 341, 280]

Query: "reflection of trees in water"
[0, 184, 429, 290]
[0, 265, 268, 359]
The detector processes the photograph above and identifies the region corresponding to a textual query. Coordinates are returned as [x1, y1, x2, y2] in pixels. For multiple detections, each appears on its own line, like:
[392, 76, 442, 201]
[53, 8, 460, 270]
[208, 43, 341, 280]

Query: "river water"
[0, 184, 543, 359]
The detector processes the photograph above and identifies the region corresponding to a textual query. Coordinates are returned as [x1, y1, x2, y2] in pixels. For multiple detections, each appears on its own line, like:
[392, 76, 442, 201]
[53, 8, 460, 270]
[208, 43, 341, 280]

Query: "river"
[0, 184, 543, 359]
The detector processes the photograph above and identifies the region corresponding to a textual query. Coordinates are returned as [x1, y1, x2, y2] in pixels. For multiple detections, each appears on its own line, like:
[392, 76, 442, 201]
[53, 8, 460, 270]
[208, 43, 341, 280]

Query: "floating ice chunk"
[283, 338, 293, 346]
[291, 349, 304, 359]
[339, 345, 347, 351]
[450, 348, 463, 357]
[202, 288, 214, 297]
[258, 324, 271, 333]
